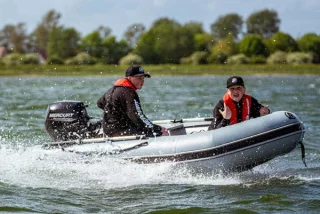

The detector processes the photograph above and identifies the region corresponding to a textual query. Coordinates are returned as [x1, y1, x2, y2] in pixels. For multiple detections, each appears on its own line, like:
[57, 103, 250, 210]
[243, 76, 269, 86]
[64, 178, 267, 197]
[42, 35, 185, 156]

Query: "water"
[0, 75, 320, 213]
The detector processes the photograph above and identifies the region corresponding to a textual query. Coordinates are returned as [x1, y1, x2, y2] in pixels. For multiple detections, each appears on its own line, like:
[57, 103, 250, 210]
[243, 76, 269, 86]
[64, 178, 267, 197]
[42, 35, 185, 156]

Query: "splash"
[0, 136, 314, 190]
[0, 137, 243, 190]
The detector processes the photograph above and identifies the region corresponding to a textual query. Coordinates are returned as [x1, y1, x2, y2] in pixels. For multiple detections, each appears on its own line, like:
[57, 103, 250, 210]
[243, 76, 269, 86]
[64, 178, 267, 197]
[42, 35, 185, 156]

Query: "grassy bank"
[0, 64, 320, 76]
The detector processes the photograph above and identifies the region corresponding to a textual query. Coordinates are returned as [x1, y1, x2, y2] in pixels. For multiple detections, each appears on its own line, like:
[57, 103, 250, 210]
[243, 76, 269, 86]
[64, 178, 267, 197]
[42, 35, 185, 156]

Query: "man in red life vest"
[97, 65, 166, 137]
[209, 76, 270, 130]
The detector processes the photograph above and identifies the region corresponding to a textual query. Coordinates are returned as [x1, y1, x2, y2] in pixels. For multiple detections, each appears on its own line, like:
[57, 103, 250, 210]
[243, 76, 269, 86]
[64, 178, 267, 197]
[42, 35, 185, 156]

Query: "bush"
[22, 53, 40, 64]
[227, 54, 249, 64]
[310, 52, 320, 63]
[297, 33, 320, 54]
[46, 55, 64, 65]
[207, 52, 228, 64]
[210, 34, 238, 56]
[65, 52, 97, 65]
[2, 53, 40, 65]
[119, 53, 143, 65]
[2, 53, 23, 65]
[239, 34, 269, 57]
[268, 32, 299, 53]
[297, 33, 320, 63]
[267, 51, 287, 64]
[249, 55, 266, 64]
[194, 33, 215, 52]
[286, 52, 313, 64]
[180, 56, 192, 64]
[190, 51, 208, 64]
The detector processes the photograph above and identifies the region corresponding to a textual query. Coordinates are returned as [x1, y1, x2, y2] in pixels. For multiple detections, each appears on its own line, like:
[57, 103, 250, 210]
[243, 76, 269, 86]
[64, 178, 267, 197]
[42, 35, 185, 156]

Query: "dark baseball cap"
[125, 65, 151, 78]
[226, 76, 245, 88]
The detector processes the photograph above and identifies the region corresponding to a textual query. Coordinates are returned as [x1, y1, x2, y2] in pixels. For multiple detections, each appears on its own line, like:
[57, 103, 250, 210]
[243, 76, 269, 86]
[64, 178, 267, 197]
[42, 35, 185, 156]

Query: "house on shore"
[0, 46, 7, 58]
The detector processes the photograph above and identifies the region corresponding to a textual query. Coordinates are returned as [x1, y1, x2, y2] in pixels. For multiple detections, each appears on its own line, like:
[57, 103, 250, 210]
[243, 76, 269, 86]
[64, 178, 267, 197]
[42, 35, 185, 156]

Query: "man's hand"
[219, 102, 232, 119]
[260, 105, 270, 116]
[161, 127, 169, 136]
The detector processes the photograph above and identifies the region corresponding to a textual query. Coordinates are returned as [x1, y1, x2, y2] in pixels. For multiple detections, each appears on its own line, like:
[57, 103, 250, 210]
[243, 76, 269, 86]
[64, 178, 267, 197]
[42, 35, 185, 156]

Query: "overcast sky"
[1, 0, 319, 40]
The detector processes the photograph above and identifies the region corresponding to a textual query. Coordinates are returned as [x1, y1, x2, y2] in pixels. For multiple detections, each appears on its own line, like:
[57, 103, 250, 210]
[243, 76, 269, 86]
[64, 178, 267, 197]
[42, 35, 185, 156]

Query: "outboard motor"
[45, 101, 101, 141]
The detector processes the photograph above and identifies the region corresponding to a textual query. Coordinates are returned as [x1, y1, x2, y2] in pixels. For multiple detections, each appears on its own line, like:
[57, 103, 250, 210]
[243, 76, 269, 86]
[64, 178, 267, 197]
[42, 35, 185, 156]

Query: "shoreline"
[0, 64, 320, 76]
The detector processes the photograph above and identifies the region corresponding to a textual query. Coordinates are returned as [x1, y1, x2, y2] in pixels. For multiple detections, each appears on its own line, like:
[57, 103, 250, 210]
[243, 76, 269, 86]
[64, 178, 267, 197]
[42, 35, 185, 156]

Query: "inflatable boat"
[43, 101, 307, 173]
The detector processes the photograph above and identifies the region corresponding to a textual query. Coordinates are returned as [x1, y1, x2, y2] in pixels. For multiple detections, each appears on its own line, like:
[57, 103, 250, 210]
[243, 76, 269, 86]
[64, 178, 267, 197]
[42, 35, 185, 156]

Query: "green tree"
[101, 36, 130, 64]
[194, 33, 215, 52]
[31, 10, 61, 54]
[135, 18, 194, 64]
[239, 34, 268, 57]
[79, 31, 103, 58]
[0, 23, 28, 53]
[135, 31, 156, 63]
[267, 32, 298, 53]
[246, 9, 280, 38]
[210, 13, 243, 40]
[297, 33, 320, 54]
[79, 27, 113, 60]
[61, 28, 80, 58]
[124, 23, 145, 48]
[97, 25, 112, 39]
[176, 25, 196, 61]
[149, 18, 182, 63]
[297, 33, 320, 63]
[183, 21, 204, 35]
[184, 22, 211, 51]
[47, 26, 65, 60]
[47, 27, 80, 60]
[208, 34, 237, 64]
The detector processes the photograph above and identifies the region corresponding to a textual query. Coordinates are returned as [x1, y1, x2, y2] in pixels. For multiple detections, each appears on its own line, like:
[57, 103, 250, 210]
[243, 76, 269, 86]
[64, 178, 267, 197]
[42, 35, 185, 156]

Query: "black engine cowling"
[45, 101, 101, 141]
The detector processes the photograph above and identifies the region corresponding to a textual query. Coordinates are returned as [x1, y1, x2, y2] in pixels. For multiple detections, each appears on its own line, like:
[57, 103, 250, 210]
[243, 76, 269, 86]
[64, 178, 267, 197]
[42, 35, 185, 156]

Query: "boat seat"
[167, 124, 187, 136]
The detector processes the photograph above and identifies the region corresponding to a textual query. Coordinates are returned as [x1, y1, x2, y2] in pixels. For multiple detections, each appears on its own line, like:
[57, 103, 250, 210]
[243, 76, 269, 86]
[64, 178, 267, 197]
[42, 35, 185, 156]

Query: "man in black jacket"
[209, 76, 270, 130]
[97, 65, 164, 137]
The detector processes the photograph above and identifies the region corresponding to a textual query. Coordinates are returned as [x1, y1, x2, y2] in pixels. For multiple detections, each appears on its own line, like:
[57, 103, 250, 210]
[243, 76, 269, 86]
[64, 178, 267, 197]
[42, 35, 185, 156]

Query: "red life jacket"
[223, 93, 252, 125]
[114, 78, 136, 91]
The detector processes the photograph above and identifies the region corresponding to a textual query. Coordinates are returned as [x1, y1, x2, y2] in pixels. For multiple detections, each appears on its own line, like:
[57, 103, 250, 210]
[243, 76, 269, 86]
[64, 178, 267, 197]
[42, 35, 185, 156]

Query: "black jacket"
[209, 96, 267, 130]
[97, 79, 162, 137]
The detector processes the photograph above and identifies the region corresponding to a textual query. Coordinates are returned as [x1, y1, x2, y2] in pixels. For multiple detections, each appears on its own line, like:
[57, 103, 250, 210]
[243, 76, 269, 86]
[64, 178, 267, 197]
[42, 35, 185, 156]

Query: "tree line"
[0, 9, 320, 66]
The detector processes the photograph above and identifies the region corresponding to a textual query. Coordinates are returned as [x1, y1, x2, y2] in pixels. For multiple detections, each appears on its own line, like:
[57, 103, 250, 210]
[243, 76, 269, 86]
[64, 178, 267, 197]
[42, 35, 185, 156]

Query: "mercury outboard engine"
[45, 101, 101, 141]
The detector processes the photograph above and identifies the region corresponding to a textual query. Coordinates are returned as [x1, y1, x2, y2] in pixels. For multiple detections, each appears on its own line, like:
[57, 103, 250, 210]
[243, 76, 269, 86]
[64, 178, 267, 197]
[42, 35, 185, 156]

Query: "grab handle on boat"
[298, 141, 307, 167]
[42, 134, 146, 149]
[63, 141, 149, 156]
[153, 117, 214, 124]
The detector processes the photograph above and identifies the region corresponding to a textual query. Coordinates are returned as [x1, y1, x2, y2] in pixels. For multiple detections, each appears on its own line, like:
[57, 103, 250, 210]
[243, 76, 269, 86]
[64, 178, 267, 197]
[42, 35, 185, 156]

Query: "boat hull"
[45, 111, 305, 173]
[172, 129, 303, 173]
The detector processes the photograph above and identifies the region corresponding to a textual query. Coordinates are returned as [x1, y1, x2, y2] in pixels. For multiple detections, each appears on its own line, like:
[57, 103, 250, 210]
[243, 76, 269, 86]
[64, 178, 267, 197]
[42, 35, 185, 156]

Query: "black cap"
[125, 65, 151, 78]
[226, 76, 245, 88]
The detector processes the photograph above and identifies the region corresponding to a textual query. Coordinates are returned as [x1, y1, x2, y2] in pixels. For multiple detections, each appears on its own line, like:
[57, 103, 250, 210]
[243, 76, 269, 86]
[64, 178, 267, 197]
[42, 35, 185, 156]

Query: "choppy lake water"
[0, 75, 320, 213]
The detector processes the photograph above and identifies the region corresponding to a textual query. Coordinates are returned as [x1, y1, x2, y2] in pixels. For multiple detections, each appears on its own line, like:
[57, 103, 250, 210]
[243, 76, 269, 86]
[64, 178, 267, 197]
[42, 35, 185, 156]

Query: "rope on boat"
[298, 141, 307, 167]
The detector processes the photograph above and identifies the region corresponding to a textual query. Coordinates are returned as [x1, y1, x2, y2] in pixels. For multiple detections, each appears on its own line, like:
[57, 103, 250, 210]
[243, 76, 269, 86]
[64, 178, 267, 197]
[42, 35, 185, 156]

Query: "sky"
[0, 0, 320, 40]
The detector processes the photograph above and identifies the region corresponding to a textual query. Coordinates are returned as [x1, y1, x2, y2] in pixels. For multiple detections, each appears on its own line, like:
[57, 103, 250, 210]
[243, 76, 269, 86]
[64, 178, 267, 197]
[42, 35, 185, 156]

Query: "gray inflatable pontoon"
[43, 110, 306, 173]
